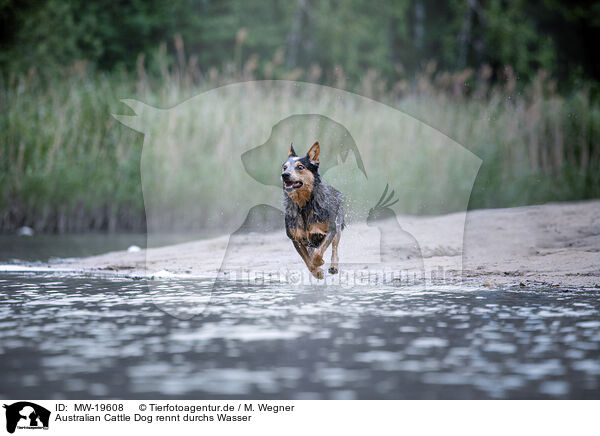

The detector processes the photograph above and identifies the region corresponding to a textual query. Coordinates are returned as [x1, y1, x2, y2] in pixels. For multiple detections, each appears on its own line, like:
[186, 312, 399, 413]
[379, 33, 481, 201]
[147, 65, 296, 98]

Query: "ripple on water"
[1, 273, 600, 399]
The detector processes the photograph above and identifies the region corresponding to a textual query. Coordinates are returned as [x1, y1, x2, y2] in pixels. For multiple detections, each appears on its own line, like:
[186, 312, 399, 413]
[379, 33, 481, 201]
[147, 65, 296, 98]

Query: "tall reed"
[1, 46, 598, 233]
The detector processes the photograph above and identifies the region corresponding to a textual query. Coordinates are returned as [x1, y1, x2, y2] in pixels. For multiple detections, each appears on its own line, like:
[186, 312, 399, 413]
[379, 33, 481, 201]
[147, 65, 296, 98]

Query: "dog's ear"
[288, 143, 297, 157]
[307, 141, 320, 165]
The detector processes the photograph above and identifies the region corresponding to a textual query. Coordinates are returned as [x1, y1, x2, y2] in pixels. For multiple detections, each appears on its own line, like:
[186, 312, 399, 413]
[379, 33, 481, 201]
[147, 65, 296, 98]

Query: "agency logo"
[3, 402, 50, 434]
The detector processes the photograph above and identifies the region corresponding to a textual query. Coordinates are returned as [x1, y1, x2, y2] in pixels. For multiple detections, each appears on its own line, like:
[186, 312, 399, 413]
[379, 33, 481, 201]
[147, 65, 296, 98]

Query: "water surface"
[1, 273, 599, 399]
[0, 233, 212, 263]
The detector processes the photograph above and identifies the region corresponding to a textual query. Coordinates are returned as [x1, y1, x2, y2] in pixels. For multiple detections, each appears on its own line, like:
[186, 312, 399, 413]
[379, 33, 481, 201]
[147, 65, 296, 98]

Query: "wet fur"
[282, 142, 344, 278]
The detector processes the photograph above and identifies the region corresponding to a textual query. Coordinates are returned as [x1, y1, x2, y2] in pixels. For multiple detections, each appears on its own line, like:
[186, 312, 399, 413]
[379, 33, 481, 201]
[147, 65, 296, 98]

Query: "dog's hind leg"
[329, 232, 341, 274]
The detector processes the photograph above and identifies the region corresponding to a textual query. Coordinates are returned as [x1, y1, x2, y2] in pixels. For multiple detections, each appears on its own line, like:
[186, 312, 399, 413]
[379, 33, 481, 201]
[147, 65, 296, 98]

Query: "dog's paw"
[311, 268, 324, 279]
[328, 266, 338, 274]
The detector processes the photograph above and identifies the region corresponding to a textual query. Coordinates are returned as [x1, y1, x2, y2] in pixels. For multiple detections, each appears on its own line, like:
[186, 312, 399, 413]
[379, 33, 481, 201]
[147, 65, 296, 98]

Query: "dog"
[281, 141, 344, 279]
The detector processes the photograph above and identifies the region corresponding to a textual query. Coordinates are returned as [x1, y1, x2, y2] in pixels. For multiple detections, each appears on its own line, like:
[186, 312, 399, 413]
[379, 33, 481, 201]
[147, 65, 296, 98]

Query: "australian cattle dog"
[281, 141, 344, 279]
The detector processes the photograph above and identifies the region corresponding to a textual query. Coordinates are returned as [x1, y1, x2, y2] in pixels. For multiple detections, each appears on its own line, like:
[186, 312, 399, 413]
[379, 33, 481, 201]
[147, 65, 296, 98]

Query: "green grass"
[1, 60, 598, 233]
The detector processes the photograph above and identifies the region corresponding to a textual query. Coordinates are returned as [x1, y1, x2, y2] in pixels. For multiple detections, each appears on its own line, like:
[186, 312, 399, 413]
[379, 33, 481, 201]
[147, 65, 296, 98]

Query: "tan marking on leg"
[290, 228, 307, 242]
[292, 240, 313, 269]
[312, 228, 336, 269]
[308, 221, 329, 266]
[292, 240, 323, 278]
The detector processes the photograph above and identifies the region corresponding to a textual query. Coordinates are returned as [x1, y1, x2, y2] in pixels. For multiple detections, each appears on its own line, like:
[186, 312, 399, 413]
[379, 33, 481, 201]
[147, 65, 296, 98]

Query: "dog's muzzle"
[282, 174, 303, 192]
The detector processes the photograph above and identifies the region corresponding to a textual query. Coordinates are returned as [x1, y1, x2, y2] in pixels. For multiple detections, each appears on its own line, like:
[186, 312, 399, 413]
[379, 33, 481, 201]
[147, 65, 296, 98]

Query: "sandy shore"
[15, 200, 598, 289]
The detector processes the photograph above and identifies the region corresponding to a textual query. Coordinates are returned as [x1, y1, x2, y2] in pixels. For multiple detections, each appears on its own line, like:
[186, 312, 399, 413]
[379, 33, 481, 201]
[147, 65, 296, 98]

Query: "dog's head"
[281, 141, 321, 206]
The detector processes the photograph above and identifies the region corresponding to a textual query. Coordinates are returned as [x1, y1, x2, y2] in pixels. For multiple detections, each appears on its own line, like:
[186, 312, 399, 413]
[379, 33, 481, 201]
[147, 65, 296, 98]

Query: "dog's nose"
[282, 172, 291, 181]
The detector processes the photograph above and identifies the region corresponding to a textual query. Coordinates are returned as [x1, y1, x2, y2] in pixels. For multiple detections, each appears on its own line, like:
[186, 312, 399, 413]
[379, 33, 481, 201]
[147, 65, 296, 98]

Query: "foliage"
[1, 0, 599, 232]
[1, 58, 598, 232]
[1, 0, 600, 87]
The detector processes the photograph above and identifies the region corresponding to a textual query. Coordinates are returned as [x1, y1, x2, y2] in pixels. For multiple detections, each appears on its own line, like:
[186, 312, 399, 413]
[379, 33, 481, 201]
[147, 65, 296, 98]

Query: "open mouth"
[284, 180, 303, 192]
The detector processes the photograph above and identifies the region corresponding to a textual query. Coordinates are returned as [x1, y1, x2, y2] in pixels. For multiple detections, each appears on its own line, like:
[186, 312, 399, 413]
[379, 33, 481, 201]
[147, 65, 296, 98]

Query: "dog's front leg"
[292, 240, 324, 279]
[311, 230, 336, 269]
[329, 232, 341, 274]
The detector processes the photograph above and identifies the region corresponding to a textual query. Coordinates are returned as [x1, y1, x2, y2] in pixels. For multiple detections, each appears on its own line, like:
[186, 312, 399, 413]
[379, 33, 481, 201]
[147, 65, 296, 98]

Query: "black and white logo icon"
[3, 402, 50, 434]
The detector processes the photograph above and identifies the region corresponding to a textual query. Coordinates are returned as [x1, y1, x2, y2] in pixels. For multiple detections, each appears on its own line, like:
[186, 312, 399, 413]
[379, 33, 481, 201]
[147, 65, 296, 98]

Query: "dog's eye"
[296, 164, 305, 170]
[282, 164, 287, 169]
